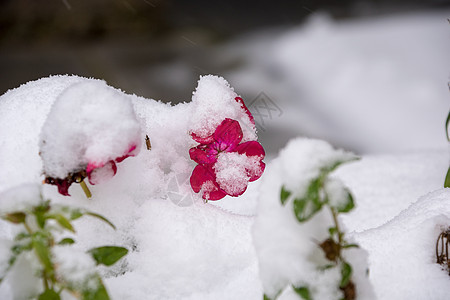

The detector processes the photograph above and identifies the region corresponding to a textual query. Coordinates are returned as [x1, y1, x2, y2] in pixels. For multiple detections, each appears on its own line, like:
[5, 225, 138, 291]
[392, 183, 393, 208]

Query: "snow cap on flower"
[39, 79, 142, 194]
[189, 75, 257, 143]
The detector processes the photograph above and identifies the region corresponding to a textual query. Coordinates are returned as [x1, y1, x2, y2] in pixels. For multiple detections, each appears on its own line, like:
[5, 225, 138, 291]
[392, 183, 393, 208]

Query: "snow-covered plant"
[253, 138, 374, 300]
[278, 157, 358, 300]
[39, 80, 141, 198]
[0, 184, 128, 300]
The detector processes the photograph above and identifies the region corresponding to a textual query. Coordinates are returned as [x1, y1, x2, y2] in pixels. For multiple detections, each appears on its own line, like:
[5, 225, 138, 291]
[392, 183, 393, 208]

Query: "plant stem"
[330, 207, 343, 258]
[79, 180, 92, 198]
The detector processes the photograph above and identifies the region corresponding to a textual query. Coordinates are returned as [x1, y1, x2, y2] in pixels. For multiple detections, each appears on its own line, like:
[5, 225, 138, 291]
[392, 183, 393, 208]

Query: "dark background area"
[0, 0, 449, 102]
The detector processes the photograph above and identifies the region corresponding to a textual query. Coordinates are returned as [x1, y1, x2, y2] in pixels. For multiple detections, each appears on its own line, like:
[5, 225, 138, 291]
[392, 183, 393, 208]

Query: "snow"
[278, 138, 356, 195]
[214, 152, 257, 195]
[325, 178, 350, 210]
[354, 189, 450, 299]
[39, 80, 141, 180]
[0, 9, 449, 300]
[53, 246, 98, 289]
[0, 183, 42, 214]
[189, 75, 257, 143]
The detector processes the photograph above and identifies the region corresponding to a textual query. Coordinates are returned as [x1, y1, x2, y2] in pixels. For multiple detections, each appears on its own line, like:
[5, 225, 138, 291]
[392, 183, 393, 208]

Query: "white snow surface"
[0, 74, 448, 299]
[0, 10, 449, 299]
[0, 183, 42, 214]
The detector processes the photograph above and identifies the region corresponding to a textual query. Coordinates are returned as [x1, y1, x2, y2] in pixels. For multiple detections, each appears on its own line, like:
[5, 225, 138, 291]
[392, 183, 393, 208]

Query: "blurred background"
[1, 0, 449, 154]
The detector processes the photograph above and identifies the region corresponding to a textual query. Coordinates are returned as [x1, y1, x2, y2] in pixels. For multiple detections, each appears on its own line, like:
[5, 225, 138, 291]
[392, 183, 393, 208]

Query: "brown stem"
[437, 233, 443, 263]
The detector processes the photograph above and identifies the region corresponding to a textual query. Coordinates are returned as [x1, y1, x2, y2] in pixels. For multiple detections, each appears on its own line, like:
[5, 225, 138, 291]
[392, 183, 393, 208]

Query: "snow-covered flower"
[189, 116, 265, 201]
[40, 80, 142, 197]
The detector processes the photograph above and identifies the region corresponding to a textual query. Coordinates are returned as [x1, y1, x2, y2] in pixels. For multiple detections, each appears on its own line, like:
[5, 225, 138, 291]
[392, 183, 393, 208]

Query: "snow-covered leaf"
[293, 179, 323, 222]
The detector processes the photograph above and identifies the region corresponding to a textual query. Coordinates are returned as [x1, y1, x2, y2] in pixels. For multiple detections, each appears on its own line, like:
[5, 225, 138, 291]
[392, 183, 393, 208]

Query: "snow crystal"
[189, 75, 257, 143]
[214, 152, 257, 195]
[0, 183, 42, 214]
[39, 80, 141, 179]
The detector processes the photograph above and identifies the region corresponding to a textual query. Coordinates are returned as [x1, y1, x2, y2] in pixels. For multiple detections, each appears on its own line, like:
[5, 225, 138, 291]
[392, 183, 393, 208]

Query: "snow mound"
[355, 188, 450, 300]
[39, 80, 141, 180]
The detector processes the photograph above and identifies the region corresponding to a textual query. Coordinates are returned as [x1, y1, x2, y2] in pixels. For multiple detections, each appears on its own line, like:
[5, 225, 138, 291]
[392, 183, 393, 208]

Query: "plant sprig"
[0, 195, 128, 300]
[270, 158, 359, 300]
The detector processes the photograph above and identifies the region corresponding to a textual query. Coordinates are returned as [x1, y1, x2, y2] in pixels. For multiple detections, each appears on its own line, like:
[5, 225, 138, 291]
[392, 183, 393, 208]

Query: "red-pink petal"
[86, 161, 104, 174]
[236, 141, 265, 158]
[87, 160, 117, 185]
[190, 164, 226, 201]
[206, 189, 227, 201]
[116, 144, 138, 163]
[249, 161, 265, 182]
[191, 132, 215, 144]
[235, 97, 255, 125]
[213, 118, 243, 151]
[189, 147, 216, 165]
[56, 179, 71, 196]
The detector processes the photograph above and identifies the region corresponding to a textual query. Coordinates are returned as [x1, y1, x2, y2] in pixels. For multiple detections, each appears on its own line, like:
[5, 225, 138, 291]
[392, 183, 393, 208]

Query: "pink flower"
[189, 117, 265, 201]
[45, 144, 138, 196]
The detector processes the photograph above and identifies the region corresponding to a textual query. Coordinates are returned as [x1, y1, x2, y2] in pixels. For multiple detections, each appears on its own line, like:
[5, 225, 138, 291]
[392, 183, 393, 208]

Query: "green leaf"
[340, 262, 353, 288]
[322, 157, 359, 175]
[342, 243, 359, 249]
[85, 212, 116, 230]
[69, 209, 83, 220]
[48, 214, 75, 233]
[328, 227, 337, 237]
[292, 285, 312, 300]
[336, 190, 355, 213]
[58, 238, 75, 245]
[2, 212, 26, 224]
[445, 167, 450, 188]
[32, 235, 53, 274]
[445, 109, 450, 141]
[280, 186, 292, 205]
[293, 179, 323, 222]
[88, 246, 128, 266]
[263, 294, 272, 300]
[82, 277, 110, 300]
[38, 289, 60, 300]
[15, 232, 31, 241]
